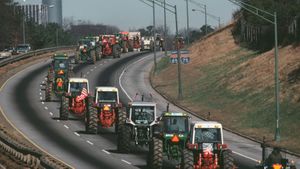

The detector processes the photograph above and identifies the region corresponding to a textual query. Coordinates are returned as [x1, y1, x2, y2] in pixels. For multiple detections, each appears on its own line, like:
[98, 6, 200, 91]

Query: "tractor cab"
[95, 87, 119, 105]
[148, 112, 190, 168]
[117, 101, 158, 153]
[184, 121, 235, 169]
[100, 35, 121, 58]
[67, 78, 89, 96]
[76, 37, 98, 64]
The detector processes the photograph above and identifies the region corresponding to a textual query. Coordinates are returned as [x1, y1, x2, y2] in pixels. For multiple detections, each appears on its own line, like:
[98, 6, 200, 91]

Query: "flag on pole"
[76, 88, 88, 102]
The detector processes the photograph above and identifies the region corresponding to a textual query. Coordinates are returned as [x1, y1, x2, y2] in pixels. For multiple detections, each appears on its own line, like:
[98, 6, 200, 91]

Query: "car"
[16, 44, 31, 54]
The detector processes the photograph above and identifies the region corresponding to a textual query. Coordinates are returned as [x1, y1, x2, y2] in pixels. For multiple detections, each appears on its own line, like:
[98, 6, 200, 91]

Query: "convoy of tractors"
[43, 32, 296, 169]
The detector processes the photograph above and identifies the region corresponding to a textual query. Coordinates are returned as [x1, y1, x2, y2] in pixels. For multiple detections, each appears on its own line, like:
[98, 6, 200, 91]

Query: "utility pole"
[204, 5, 207, 35]
[175, 5, 183, 99]
[186, 0, 190, 46]
[23, 16, 26, 44]
[153, 0, 157, 72]
[163, 0, 167, 57]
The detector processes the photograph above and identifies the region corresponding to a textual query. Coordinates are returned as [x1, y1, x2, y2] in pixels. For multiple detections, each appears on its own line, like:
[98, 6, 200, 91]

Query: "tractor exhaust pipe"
[166, 103, 169, 112]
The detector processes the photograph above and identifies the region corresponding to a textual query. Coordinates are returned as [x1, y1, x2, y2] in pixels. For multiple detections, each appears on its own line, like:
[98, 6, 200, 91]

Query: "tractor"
[148, 112, 190, 169]
[183, 121, 235, 169]
[60, 78, 91, 120]
[116, 32, 129, 53]
[117, 101, 158, 153]
[45, 53, 72, 101]
[155, 34, 165, 51]
[85, 87, 126, 134]
[141, 36, 154, 51]
[255, 139, 296, 169]
[100, 35, 121, 58]
[128, 32, 141, 52]
[75, 37, 99, 64]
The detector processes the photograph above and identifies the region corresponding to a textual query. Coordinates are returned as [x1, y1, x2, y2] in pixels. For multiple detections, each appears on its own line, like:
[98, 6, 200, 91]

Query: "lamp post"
[228, 0, 280, 141]
[185, 0, 190, 46]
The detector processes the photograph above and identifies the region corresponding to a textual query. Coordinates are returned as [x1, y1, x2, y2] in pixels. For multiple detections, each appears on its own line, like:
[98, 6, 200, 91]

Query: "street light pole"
[153, 0, 157, 72]
[23, 16, 26, 44]
[175, 5, 183, 99]
[204, 5, 207, 35]
[163, 0, 167, 56]
[228, 0, 280, 142]
[186, 0, 190, 46]
[274, 12, 280, 141]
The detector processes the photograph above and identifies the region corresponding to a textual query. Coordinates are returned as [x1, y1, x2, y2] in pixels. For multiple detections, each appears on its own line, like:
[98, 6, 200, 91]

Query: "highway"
[0, 51, 299, 168]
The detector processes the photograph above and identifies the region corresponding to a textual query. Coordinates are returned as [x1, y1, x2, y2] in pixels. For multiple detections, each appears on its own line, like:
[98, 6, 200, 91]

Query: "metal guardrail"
[0, 46, 75, 68]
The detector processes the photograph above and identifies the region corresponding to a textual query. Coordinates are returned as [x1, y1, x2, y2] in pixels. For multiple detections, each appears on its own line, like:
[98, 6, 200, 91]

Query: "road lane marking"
[102, 149, 111, 154]
[64, 125, 69, 129]
[49, 112, 53, 116]
[232, 151, 259, 162]
[121, 159, 131, 165]
[94, 66, 97, 69]
[41, 102, 45, 104]
[74, 132, 80, 137]
[40, 97, 43, 100]
[44, 107, 48, 110]
[87, 72, 90, 74]
[39, 92, 42, 95]
[86, 140, 94, 145]
[57, 120, 60, 122]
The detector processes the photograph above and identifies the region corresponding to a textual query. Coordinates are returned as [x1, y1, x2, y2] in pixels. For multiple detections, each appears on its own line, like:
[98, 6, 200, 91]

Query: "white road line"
[40, 97, 43, 100]
[64, 125, 69, 129]
[74, 132, 80, 136]
[232, 151, 259, 162]
[42, 80, 45, 83]
[49, 112, 53, 116]
[57, 120, 60, 122]
[41, 102, 45, 104]
[40, 85, 42, 87]
[44, 77, 47, 80]
[118, 53, 261, 164]
[119, 55, 150, 101]
[86, 140, 94, 145]
[87, 72, 90, 74]
[44, 107, 48, 110]
[90, 69, 93, 71]
[94, 66, 97, 69]
[39, 92, 42, 95]
[102, 149, 111, 154]
[121, 159, 131, 165]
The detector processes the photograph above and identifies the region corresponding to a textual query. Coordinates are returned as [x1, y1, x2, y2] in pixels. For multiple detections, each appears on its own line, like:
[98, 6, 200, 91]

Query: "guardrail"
[0, 46, 75, 68]
[0, 46, 75, 168]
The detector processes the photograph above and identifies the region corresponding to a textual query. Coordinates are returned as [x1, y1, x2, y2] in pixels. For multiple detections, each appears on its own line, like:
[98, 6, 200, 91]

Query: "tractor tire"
[221, 150, 235, 169]
[148, 137, 163, 169]
[117, 125, 131, 153]
[116, 108, 126, 132]
[113, 45, 121, 58]
[91, 50, 96, 64]
[60, 96, 69, 120]
[86, 97, 98, 134]
[45, 83, 52, 102]
[96, 47, 101, 61]
[75, 53, 80, 64]
[181, 149, 194, 169]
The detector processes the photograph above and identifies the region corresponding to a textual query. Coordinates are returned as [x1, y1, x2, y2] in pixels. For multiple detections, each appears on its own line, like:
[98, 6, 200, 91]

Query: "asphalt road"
[0, 51, 299, 169]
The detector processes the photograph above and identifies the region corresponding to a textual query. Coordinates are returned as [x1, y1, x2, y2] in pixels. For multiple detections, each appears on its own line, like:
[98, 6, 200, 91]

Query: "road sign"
[169, 50, 190, 64]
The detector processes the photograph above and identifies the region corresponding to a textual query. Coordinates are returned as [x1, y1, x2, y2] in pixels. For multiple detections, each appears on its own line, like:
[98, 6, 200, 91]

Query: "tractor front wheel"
[60, 96, 69, 120]
[45, 83, 52, 102]
[148, 137, 163, 169]
[113, 45, 121, 58]
[221, 150, 235, 169]
[181, 149, 194, 169]
[117, 125, 131, 153]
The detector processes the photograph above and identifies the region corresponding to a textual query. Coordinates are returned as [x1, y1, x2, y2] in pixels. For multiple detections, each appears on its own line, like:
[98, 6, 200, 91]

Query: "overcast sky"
[62, 0, 238, 32]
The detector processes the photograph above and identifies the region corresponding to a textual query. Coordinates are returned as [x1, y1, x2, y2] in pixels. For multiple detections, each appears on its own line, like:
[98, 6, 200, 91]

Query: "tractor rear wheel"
[113, 45, 121, 58]
[181, 149, 194, 169]
[86, 97, 98, 134]
[45, 83, 52, 102]
[60, 96, 69, 120]
[115, 108, 126, 133]
[148, 137, 163, 169]
[91, 50, 96, 64]
[117, 125, 131, 153]
[221, 150, 235, 169]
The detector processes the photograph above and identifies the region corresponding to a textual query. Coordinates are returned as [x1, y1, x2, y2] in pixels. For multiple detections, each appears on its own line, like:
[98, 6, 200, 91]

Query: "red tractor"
[85, 87, 126, 134]
[60, 78, 91, 120]
[100, 35, 121, 58]
[183, 121, 235, 169]
[128, 32, 141, 52]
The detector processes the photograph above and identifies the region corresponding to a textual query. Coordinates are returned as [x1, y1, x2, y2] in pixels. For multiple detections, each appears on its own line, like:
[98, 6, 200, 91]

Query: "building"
[14, 0, 62, 26]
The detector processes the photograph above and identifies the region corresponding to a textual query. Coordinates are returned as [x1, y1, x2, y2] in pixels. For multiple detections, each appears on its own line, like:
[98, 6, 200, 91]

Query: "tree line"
[232, 0, 300, 51]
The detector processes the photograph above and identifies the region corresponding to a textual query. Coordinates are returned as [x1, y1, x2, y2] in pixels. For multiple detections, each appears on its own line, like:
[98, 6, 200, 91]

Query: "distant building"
[14, 0, 62, 26]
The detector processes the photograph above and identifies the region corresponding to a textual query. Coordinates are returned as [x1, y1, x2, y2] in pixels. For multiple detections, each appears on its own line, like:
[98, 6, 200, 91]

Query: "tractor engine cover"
[99, 109, 116, 128]
[70, 98, 86, 115]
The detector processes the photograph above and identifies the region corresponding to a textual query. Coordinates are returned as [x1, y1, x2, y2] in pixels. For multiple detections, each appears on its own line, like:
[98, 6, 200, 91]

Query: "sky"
[16, 0, 239, 32]
[62, 0, 238, 32]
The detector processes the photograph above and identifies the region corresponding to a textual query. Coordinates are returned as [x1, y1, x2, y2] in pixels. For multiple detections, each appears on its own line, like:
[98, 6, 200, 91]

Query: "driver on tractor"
[265, 147, 283, 168]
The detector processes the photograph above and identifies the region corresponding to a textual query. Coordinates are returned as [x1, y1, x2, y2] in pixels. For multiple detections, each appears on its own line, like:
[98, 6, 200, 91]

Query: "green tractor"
[75, 37, 101, 64]
[45, 53, 72, 101]
[148, 112, 190, 169]
[117, 101, 158, 153]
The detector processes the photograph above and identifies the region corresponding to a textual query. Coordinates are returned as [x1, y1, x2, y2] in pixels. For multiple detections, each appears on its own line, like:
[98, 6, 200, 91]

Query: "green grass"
[156, 56, 170, 73]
